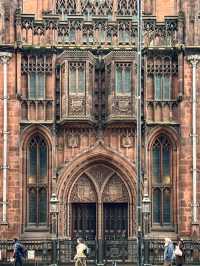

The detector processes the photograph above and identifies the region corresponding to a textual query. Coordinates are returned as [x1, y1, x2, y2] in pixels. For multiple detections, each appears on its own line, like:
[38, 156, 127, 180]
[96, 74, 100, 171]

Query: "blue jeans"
[15, 257, 23, 266]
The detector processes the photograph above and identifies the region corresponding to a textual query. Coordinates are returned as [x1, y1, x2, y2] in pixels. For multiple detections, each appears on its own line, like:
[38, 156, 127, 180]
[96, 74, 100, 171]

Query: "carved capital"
[0, 52, 12, 64]
[188, 55, 200, 68]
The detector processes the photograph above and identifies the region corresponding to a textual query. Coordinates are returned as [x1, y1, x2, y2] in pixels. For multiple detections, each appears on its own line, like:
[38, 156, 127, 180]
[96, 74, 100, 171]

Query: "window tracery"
[146, 56, 178, 101]
[21, 55, 52, 99]
[27, 135, 48, 226]
[56, 0, 76, 17]
[69, 62, 86, 94]
[152, 135, 172, 226]
[81, 0, 96, 20]
[117, 0, 137, 16]
[115, 63, 131, 95]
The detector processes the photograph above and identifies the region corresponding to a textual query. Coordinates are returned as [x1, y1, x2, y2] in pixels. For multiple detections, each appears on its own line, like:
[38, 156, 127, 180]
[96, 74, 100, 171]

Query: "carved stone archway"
[58, 156, 136, 239]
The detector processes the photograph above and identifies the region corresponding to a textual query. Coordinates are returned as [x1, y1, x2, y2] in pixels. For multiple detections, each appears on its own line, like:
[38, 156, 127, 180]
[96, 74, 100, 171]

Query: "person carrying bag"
[74, 238, 88, 266]
[175, 236, 184, 266]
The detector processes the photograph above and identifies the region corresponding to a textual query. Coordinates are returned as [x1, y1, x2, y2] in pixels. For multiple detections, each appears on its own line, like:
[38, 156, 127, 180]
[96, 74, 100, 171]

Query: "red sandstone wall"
[155, 0, 177, 21]
[0, 55, 21, 239]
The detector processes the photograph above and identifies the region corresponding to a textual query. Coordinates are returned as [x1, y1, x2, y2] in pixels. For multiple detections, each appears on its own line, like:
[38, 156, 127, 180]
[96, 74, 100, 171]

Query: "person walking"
[74, 238, 88, 266]
[175, 236, 184, 266]
[13, 238, 26, 266]
[163, 238, 174, 266]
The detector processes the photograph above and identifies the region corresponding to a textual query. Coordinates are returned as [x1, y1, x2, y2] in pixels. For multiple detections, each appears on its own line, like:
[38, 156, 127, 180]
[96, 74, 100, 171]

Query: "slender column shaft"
[188, 55, 200, 224]
[136, 0, 142, 265]
[0, 52, 12, 224]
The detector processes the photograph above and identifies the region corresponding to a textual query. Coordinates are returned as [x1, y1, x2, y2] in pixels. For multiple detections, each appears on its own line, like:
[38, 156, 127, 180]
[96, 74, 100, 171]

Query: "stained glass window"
[78, 68, 85, 93]
[152, 135, 172, 226]
[29, 72, 45, 99]
[39, 188, 47, 223]
[115, 64, 131, 94]
[163, 189, 171, 223]
[154, 75, 171, 100]
[69, 62, 85, 94]
[163, 76, 171, 100]
[153, 189, 161, 223]
[29, 73, 36, 98]
[27, 135, 48, 226]
[38, 73, 45, 98]
[29, 189, 37, 223]
[152, 144, 161, 183]
[155, 75, 162, 100]
[116, 66, 123, 94]
[124, 68, 131, 93]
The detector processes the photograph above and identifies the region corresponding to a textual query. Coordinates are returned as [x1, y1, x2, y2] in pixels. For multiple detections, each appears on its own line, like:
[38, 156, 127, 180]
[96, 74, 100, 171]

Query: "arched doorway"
[65, 163, 134, 262]
[57, 145, 137, 262]
[68, 167, 131, 241]
[70, 174, 97, 240]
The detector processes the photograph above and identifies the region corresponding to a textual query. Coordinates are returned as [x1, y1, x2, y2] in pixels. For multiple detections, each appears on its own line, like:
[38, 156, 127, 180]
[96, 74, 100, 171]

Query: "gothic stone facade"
[0, 0, 200, 243]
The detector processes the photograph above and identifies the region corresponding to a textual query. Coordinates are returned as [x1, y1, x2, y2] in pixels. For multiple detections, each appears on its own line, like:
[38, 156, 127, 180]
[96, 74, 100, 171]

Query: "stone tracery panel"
[103, 174, 129, 202]
[117, 0, 137, 16]
[86, 164, 114, 188]
[70, 175, 97, 202]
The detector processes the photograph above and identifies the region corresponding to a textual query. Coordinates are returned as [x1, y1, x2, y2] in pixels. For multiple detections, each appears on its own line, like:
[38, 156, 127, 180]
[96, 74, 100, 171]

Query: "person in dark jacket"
[175, 236, 184, 266]
[13, 238, 26, 266]
[164, 238, 174, 266]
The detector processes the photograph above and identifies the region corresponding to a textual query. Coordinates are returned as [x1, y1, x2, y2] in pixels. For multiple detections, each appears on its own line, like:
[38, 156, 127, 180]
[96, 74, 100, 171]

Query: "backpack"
[18, 243, 27, 258]
[83, 247, 90, 257]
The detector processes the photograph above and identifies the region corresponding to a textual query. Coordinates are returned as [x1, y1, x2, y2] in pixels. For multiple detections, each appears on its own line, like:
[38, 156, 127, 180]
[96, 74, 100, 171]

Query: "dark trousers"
[176, 264, 182, 266]
[15, 257, 23, 266]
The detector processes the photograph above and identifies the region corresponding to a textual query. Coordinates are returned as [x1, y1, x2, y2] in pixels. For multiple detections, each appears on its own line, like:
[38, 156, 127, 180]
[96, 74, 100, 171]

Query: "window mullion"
[36, 56, 38, 99]
[37, 143, 39, 225]
[122, 66, 125, 93]
[160, 143, 163, 226]
[76, 66, 78, 94]
[28, 73, 30, 98]
[44, 56, 46, 99]
[160, 190, 162, 226]
[161, 74, 164, 100]
[160, 143, 163, 183]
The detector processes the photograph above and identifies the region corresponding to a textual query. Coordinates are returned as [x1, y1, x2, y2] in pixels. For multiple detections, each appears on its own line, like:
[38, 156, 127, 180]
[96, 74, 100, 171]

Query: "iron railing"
[0, 239, 200, 265]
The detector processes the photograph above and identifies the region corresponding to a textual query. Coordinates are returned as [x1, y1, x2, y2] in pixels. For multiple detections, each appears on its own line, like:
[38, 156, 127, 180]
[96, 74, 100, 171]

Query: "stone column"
[0, 52, 12, 224]
[188, 55, 200, 236]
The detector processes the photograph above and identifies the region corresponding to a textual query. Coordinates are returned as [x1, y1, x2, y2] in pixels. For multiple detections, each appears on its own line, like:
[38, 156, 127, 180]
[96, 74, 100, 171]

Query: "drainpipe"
[188, 55, 200, 224]
[0, 52, 12, 224]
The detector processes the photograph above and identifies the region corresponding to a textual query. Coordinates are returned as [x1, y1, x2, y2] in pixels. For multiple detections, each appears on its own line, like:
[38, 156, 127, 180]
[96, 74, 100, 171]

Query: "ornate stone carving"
[69, 97, 85, 115]
[117, 0, 137, 16]
[112, 97, 132, 115]
[81, 0, 96, 18]
[67, 132, 80, 148]
[98, 0, 113, 16]
[86, 164, 114, 188]
[19, 11, 178, 48]
[144, 18, 178, 47]
[56, 0, 76, 15]
[103, 175, 128, 202]
[146, 56, 178, 75]
[70, 175, 96, 202]
[21, 55, 52, 74]
[121, 132, 134, 148]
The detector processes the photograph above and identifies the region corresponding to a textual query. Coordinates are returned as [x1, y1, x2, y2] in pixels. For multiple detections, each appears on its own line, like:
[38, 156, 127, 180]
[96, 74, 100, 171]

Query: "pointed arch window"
[152, 135, 172, 226]
[115, 63, 131, 95]
[27, 135, 48, 226]
[69, 62, 86, 94]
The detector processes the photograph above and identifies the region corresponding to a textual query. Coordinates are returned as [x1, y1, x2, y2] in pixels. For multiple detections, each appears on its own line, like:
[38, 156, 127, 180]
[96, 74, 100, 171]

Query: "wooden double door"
[72, 203, 128, 240]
